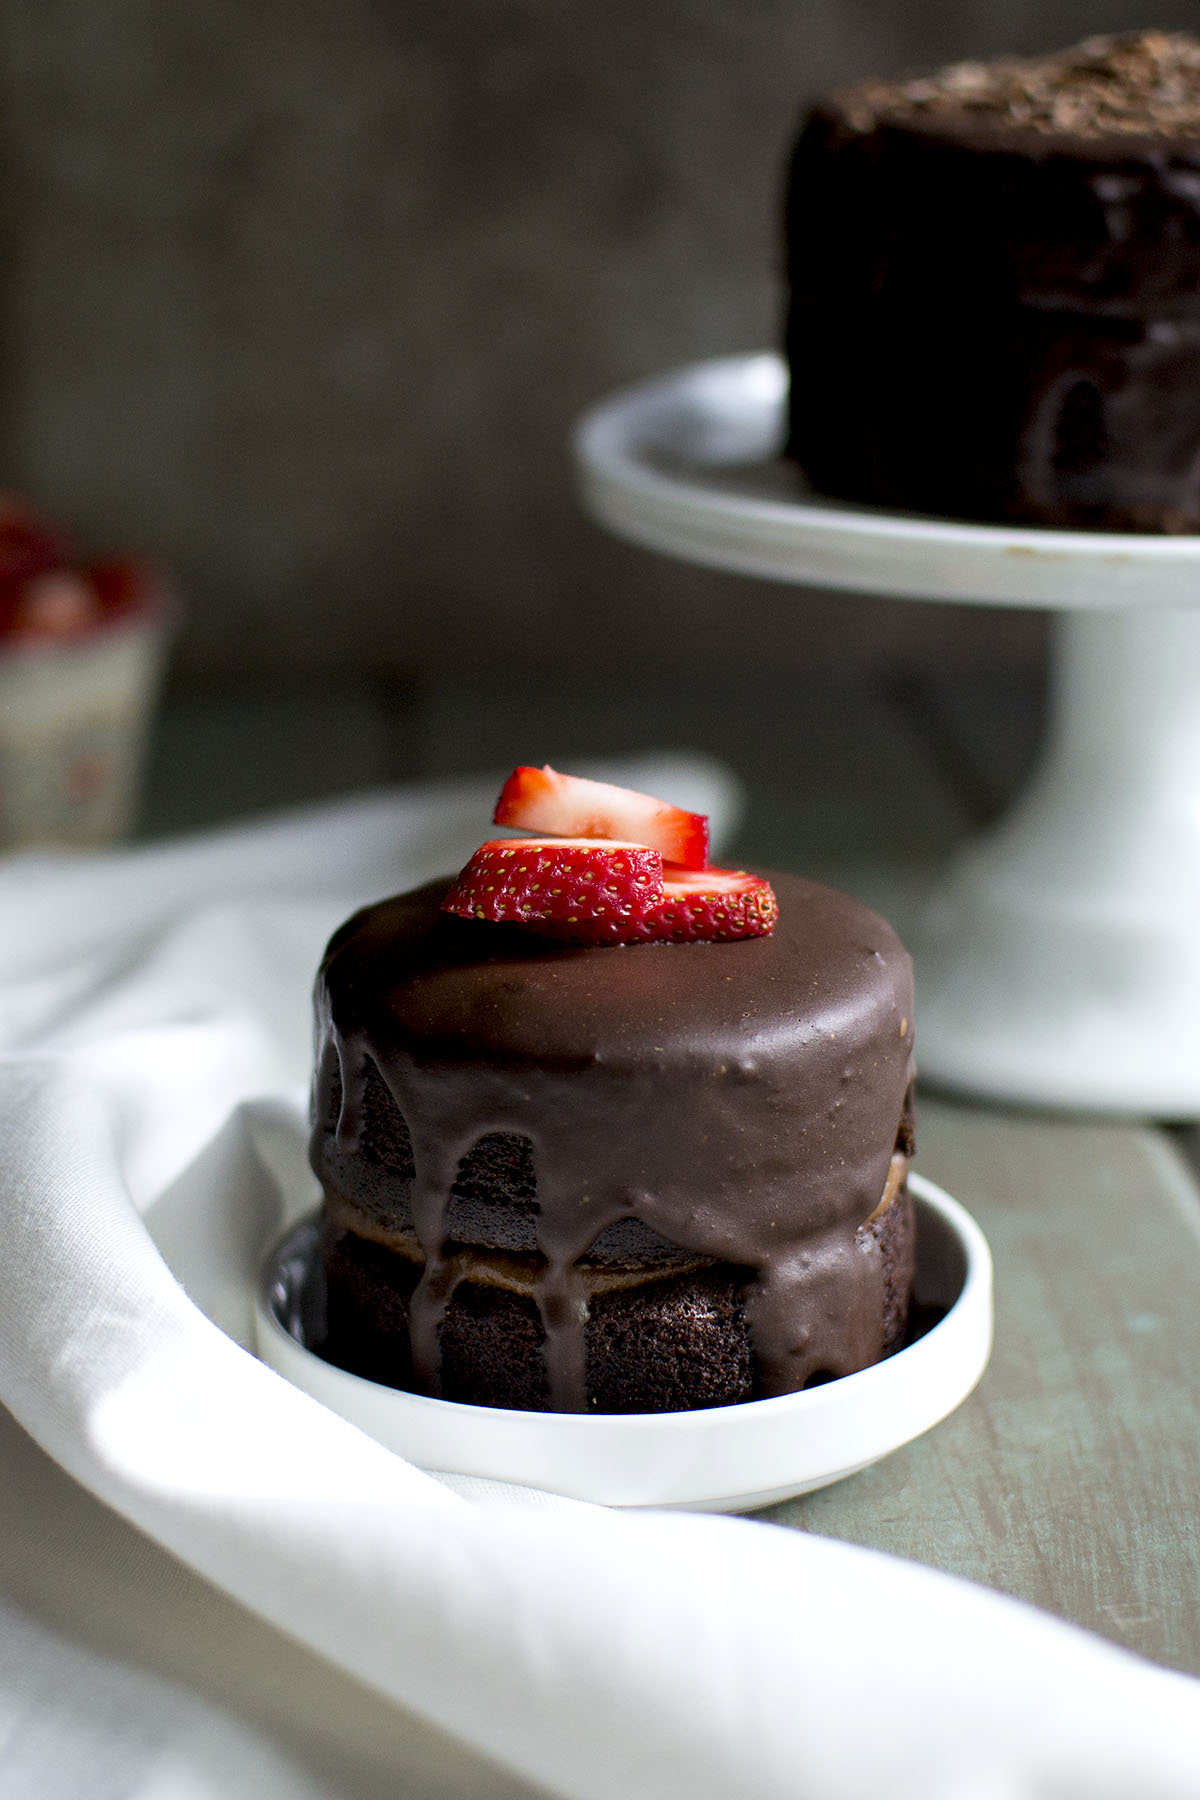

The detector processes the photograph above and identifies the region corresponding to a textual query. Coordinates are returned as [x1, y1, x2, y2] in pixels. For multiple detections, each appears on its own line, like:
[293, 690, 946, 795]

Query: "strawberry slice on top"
[494, 765, 709, 869]
[648, 865, 778, 944]
[528, 863, 778, 945]
[441, 837, 776, 946]
[443, 766, 776, 945]
[441, 838, 665, 931]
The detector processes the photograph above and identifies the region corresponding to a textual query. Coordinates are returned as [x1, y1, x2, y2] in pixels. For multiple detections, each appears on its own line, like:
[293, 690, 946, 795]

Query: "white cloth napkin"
[1, 758, 1198, 1800]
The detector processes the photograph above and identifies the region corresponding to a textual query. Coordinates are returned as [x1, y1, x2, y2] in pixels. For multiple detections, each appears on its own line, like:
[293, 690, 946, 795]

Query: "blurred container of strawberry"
[0, 497, 175, 850]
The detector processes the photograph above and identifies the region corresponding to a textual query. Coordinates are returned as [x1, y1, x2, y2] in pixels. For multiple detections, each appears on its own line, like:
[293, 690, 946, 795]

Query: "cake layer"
[314, 1063, 703, 1267]
[315, 1174, 916, 1413]
[784, 32, 1200, 531]
[310, 871, 915, 1412]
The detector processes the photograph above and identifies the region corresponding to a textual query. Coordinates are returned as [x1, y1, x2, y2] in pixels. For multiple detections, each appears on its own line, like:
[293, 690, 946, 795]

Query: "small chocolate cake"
[784, 31, 1200, 531]
[308, 872, 916, 1414]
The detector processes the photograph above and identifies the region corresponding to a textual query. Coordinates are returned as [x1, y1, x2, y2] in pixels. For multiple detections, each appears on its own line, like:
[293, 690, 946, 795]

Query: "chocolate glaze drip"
[784, 32, 1200, 532]
[310, 874, 915, 1412]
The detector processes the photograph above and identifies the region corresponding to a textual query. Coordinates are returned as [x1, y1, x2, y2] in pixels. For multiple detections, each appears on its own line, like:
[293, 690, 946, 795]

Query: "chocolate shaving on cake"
[838, 31, 1200, 138]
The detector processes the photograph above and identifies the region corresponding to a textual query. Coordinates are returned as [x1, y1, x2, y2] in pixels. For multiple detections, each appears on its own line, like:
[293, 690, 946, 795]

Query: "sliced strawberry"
[525, 864, 778, 946]
[493, 765, 709, 868]
[645, 866, 778, 943]
[441, 838, 665, 930]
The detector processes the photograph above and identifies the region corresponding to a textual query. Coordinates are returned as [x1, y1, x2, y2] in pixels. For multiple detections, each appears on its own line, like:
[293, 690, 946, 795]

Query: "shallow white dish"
[254, 1172, 992, 1512]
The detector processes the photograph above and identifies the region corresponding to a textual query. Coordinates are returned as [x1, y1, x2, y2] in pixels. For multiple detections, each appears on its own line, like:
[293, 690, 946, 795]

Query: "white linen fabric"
[1, 760, 1198, 1800]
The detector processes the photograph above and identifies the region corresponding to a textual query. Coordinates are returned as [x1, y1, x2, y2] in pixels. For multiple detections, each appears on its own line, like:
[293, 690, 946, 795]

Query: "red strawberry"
[0, 496, 70, 587]
[0, 497, 74, 637]
[9, 568, 99, 638]
[443, 825, 777, 947]
[509, 863, 778, 946]
[493, 765, 709, 868]
[644, 866, 778, 943]
[441, 838, 665, 930]
[85, 556, 162, 621]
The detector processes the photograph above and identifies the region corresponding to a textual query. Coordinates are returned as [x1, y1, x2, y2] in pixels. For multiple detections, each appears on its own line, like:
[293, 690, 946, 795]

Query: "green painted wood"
[768, 1097, 1200, 1677]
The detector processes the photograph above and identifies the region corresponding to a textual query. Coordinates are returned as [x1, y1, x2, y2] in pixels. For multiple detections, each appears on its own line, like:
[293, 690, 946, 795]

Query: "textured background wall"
[3, 2, 1195, 684]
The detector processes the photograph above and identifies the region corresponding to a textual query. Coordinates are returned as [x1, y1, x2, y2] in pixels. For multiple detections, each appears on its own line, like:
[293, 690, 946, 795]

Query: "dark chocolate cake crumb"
[360, 1059, 416, 1176]
[452, 1131, 538, 1205]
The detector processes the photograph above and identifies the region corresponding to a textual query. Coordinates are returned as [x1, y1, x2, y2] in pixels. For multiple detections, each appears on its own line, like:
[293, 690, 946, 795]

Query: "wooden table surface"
[137, 667, 1200, 1683]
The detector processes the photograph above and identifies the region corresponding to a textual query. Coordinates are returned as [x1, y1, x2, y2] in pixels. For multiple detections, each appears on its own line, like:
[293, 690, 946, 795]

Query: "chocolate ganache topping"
[310, 872, 915, 1411]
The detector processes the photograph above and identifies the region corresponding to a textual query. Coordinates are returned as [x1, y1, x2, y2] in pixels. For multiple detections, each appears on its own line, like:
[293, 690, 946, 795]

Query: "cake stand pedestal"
[573, 353, 1200, 1118]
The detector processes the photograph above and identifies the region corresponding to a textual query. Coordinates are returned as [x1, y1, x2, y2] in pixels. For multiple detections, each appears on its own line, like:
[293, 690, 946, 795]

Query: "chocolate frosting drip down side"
[310, 873, 915, 1412]
[784, 31, 1200, 532]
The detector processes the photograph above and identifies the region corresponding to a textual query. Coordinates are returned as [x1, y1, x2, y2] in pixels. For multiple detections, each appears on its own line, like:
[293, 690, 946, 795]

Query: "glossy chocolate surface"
[311, 874, 915, 1411]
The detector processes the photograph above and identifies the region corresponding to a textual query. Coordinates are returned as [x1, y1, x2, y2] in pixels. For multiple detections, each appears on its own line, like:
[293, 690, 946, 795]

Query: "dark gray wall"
[4, 4, 1193, 681]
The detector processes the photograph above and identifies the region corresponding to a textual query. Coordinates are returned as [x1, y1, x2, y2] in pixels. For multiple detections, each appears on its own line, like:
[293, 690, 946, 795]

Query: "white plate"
[572, 351, 1200, 609]
[254, 1172, 992, 1512]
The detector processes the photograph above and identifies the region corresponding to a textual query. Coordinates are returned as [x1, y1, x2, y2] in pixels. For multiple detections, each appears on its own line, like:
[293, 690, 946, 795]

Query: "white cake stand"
[573, 353, 1200, 1118]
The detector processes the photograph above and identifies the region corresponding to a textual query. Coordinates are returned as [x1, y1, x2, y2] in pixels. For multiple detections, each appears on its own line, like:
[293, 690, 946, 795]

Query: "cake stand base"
[917, 607, 1200, 1115]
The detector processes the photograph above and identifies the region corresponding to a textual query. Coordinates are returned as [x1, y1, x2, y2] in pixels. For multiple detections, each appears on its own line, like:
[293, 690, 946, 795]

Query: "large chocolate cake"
[308, 871, 916, 1414]
[784, 31, 1200, 531]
